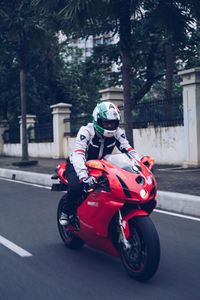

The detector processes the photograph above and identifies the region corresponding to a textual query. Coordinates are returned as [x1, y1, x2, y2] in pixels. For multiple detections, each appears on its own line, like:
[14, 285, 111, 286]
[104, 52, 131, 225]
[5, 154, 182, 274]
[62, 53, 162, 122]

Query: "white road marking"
[0, 235, 33, 257]
[154, 209, 200, 222]
[157, 167, 200, 172]
[1, 177, 200, 222]
[0, 177, 51, 189]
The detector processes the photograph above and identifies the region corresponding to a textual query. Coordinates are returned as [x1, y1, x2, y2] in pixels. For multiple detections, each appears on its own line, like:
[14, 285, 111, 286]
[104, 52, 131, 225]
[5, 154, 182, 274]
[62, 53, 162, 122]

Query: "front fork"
[118, 210, 131, 249]
[118, 209, 149, 249]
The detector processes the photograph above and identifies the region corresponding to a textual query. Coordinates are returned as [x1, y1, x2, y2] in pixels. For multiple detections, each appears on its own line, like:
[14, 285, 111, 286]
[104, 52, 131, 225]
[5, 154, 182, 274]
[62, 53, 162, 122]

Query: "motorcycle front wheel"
[119, 215, 160, 281]
[57, 195, 84, 249]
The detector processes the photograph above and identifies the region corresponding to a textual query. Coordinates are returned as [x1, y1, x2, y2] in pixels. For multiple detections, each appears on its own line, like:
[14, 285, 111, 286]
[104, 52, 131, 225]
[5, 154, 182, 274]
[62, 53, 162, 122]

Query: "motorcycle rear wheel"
[119, 215, 160, 281]
[57, 195, 84, 249]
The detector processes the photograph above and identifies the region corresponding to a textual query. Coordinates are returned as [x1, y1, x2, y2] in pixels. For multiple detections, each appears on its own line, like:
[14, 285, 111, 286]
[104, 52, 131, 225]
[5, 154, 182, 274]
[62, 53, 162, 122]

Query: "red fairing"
[87, 158, 156, 203]
[122, 210, 148, 239]
[57, 162, 68, 184]
[57, 154, 157, 257]
[141, 155, 155, 172]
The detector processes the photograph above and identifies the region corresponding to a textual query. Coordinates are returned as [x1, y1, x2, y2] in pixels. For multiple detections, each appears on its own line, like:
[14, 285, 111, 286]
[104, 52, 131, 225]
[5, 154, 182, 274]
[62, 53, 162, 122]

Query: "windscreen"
[104, 153, 141, 174]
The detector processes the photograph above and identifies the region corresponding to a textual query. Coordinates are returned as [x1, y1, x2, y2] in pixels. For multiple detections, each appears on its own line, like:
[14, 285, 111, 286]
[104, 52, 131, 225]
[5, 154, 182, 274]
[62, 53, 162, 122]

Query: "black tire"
[119, 216, 160, 281]
[57, 195, 84, 249]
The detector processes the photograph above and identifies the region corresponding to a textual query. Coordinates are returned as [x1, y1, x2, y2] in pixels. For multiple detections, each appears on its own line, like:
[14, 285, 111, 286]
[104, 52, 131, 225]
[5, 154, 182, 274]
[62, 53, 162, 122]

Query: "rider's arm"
[71, 126, 90, 180]
[115, 127, 140, 160]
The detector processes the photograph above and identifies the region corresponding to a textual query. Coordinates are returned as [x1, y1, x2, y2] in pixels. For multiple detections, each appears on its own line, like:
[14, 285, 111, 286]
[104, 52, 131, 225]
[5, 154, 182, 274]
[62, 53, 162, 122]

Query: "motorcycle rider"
[59, 101, 140, 226]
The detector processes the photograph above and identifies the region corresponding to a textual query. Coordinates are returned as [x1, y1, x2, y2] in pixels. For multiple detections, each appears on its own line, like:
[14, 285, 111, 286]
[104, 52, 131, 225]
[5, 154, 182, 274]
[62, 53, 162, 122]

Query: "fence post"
[178, 67, 200, 167]
[99, 87, 124, 125]
[0, 120, 8, 155]
[18, 115, 36, 144]
[50, 102, 72, 158]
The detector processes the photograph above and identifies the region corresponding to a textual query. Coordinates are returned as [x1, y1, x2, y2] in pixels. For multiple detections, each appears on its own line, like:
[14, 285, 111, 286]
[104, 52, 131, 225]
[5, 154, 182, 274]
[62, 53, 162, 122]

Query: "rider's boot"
[59, 212, 75, 226]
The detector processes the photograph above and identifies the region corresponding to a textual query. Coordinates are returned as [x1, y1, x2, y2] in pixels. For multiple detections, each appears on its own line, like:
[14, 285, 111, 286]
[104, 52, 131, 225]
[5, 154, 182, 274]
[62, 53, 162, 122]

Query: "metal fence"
[2, 98, 183, 143]
[3, 123, 53, 144]
[66, 115, 92, 137]
[67, 97, 183, 136]
[2, 127, 20, 144]
[129, 97, 183, 128]
[2, 115, 53, 144]
[28, 122, 53, 143]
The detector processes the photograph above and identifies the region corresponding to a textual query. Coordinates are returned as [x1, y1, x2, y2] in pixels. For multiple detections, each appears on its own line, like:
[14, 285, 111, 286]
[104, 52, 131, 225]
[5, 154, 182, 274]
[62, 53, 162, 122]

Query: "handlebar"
[83, 174, 108, 193]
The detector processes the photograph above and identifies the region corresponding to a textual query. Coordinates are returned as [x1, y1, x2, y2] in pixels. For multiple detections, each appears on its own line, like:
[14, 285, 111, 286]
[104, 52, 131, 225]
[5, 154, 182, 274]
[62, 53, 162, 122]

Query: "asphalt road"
[0, 179, 200, 300]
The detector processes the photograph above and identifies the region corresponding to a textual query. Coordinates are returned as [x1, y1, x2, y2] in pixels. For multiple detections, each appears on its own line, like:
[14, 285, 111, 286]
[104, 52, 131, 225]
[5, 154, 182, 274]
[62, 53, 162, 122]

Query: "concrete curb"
[0, 168, 53, 187]
[1, 168, 200, 218]
[156, 191, 200, 218]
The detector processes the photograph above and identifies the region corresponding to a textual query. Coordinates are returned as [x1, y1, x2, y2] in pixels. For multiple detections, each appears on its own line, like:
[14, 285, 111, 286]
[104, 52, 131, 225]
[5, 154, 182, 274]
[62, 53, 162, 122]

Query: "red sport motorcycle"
[52, 153, 160, 281]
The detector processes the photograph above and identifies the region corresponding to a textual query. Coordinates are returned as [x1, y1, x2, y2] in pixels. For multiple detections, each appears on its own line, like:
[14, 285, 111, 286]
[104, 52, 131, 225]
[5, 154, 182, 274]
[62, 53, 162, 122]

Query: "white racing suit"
[70, 123, 140, 180]
[63, 123, 140, 215]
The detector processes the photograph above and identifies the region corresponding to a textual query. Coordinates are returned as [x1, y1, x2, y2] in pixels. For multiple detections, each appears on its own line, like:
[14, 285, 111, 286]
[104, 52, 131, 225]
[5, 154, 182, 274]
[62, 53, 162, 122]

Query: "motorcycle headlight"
[140, 189, 148, 200]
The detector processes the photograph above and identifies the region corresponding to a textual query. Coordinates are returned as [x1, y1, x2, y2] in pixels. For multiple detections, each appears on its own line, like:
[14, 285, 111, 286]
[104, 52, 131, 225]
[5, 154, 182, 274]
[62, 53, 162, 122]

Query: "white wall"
[63, 137, 76, 158]
[3, 137, 77, 159]
[3, 126, 184, 165]
[3, 143, 22, 157]
[3, 142, 55, 158]
[133, 126, 185, 165]
[28, 143, 55, 158]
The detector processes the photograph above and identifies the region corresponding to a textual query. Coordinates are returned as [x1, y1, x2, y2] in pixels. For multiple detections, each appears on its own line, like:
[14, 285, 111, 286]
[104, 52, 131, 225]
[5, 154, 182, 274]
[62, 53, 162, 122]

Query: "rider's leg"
[59, 161, 82, 226]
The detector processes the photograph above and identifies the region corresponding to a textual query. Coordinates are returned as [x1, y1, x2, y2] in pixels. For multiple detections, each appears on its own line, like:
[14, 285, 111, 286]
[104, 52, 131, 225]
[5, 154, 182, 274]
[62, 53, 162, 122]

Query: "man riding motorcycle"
[59, 101, 140, 226]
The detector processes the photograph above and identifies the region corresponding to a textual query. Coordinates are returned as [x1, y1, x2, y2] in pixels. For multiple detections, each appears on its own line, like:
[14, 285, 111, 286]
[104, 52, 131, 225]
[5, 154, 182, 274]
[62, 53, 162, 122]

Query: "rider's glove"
[128, 149, 140, 161]
[82, 176, 97, 189]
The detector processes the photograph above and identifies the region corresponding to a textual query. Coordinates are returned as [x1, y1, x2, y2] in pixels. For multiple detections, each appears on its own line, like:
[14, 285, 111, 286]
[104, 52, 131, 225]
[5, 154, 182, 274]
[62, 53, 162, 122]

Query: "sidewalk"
[0, 156, 200, 217]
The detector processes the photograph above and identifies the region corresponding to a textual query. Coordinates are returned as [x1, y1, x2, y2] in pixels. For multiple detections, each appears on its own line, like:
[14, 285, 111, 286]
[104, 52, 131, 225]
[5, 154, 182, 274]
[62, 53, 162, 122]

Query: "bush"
[12, 160, 38, 167]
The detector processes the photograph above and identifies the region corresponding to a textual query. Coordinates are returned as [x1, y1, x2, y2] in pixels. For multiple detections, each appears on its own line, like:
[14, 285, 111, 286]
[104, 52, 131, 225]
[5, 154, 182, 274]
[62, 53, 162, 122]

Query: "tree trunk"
[47, 43, 56, 105]
[164, 39, 174, 121]
[3, 100, 8, 120]
[118, 0, 133, 146]
[121, 52, 133, 145]
[18, 30, 28, 161]
[165, 39, 174, 99]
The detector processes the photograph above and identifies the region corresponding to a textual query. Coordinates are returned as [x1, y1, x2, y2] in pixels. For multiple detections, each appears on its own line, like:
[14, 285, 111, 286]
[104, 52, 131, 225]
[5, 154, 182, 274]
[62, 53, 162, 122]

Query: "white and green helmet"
[92, 101, 120, 137]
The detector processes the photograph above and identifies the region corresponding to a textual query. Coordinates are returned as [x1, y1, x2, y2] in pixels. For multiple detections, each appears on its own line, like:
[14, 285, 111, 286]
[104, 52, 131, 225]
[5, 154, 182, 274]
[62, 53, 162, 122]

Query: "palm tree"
[149, 0, 191, 98]
[147, 0, 191, 122]
[116, 0, 133, 144]
[0, 0, 29, 159]
[1, 0, 58, 160]
[18, 26, 28, 160]
[34, 0, 197, 141]
[56, 0, 138, 145]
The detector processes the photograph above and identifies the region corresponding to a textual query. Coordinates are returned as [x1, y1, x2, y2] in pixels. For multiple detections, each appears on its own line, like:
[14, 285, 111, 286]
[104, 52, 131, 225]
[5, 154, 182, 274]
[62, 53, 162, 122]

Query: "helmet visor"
[100, 119, 119, 130]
